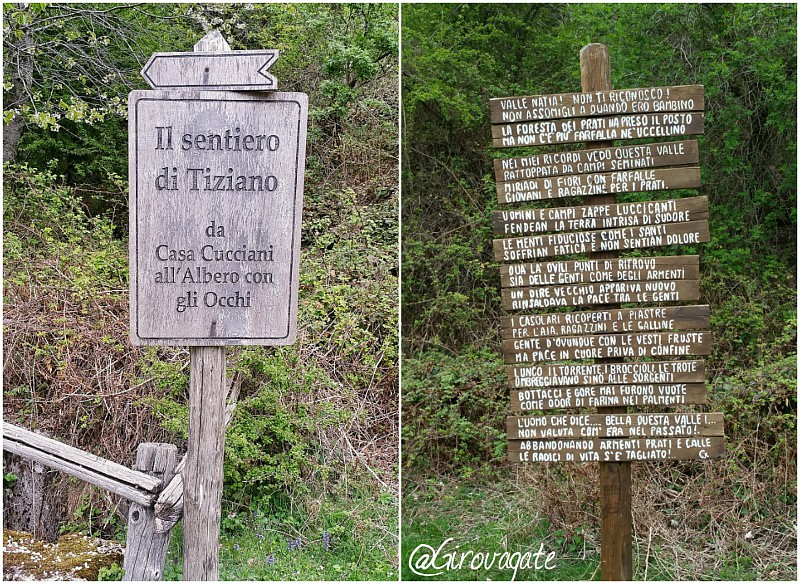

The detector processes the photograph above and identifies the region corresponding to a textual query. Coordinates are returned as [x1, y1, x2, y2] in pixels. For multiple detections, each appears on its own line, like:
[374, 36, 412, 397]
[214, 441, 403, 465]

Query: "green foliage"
[3, 163, 133, 439]
[60, 492, 125, 541]
[4, 3, 185, 188]
[402, 349, 506, 477]
[713, 346, 797, 461]
[4, 472, 19, 490]
[17, 115, 130, 217]
[161, 492, 398, 580]
[97, 563, 124, 581]
[180, 4, 398, 134]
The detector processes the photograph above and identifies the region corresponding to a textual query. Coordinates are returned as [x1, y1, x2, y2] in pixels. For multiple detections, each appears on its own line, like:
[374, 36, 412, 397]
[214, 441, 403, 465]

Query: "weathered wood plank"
[511, 382, 708, 411]
[504, 331, 712, 364]
[507, 435, 725, 462]
[492, 112, 704, 148]
[2, 423, 160, 507]
[502, 280, 700, 311]
[123, 443, 178, 581]
[141, 49, 279, 91]
[506, 412, 724, 439]
[183, 346, 227, 581]
[494, 220, 710, 262]
[128, 89, 307, 346]
[507, 360, 706, 389]
[493, 196, 708, 236]
[489, 85, 704, 124]
[499, 255, 699, 288]
[493, 140, 699, 182]
[496, 166, 701, 205]
[500, 305, 710, 340]
[2, 439, 155, 507]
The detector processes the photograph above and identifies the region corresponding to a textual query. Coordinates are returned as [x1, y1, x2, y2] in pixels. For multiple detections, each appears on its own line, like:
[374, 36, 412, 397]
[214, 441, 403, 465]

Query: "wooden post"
[183, 347, 227, 580]
[123, 443, 178, 581]
[181, 30, 230, 582]
[580, 43, 633, 581]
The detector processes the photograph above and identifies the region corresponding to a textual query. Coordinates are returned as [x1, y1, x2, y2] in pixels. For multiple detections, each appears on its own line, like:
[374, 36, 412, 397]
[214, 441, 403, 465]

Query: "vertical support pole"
[183, 347, 227, 580]
[579, 43, 633, 581]
[123, 443, 178, 581]
[182, 31, 231, 582]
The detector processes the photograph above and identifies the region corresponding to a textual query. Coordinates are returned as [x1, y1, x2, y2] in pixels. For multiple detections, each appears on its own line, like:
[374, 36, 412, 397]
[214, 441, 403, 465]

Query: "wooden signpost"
[489, 85, 705, 123]
[501, 304, 710, 339]
[506, 412, 724, 439]
[501, 280, 702, 310]
[141, 50, 279, 90]
[129, 31, 307, 580]
[494, 220, 710, 261]
[489, 44, 723, 580]
[498, 255, 701, 287]
[507, 436, 725, 463]
[492, 110, 704, 148]
[502, 331, 712, 364]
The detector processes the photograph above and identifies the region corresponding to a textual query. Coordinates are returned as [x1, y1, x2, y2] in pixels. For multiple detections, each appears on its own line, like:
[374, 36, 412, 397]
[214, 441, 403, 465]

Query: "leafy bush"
[402, 348, 506, 477]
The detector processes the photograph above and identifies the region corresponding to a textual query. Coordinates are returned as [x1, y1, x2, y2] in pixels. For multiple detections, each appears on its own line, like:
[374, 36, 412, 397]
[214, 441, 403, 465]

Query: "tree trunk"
[4, 8, 35, 164]
[3, 452, 67, 542]
[3, 114, 25, 163]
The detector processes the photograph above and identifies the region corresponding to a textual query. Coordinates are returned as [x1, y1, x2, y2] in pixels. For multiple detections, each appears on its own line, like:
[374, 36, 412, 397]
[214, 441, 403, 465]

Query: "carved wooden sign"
[498, 255, 700, 288]
[141, 50, 279, 90]
[503, 331, 712, 364]
[506, 412, 724, 439]
[128, 90, 308, 345]
[501, 280, 701, 310]
[489, 74, 721, 468]
[493, 140, 699, 181]
[507, 436, 725, 463]
[489, 85, 704, 123]
[492, 112, 704, 148]
[510, 383, 709, 411]
[507, 359, 706, 388]
[496, 167, 701, 204]
[493, 196, 708, 235]
[495, 220, 710, 262]
[500, 305, 710, 339]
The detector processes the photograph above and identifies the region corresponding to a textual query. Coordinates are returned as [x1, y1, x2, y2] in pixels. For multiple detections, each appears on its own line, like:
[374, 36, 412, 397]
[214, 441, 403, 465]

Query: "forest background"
[3, 3, 398, 580]
[401, 3, 796, 581]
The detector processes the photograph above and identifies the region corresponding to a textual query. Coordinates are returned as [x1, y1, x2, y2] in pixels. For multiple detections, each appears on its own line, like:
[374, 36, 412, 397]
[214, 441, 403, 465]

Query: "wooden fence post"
[123, 443, 178, 581]
[580, 43, 633, 581]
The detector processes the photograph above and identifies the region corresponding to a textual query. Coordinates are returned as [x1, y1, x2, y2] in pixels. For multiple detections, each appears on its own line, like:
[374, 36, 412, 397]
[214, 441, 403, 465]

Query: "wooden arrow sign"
[141, 50, 279, 91]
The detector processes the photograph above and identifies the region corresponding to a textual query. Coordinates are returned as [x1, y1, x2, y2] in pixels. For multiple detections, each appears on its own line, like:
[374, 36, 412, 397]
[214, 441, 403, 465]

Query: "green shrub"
[402, 348, 506, 478]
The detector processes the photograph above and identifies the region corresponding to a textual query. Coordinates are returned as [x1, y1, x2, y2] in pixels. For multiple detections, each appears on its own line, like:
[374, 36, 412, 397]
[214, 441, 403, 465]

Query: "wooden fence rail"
[3, 422, 161, 506]
[2, 422, 176, 581]
[2, 374, 240, 580]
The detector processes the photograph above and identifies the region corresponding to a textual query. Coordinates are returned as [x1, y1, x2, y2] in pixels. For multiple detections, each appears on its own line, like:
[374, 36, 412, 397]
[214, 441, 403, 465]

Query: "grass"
[402, 470, 796, 581]
[161, 490, 398, 581]
[401, 478, 599, 580]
